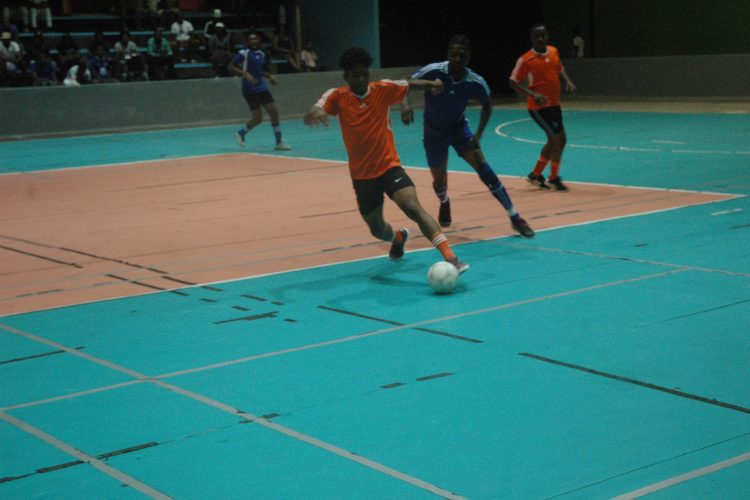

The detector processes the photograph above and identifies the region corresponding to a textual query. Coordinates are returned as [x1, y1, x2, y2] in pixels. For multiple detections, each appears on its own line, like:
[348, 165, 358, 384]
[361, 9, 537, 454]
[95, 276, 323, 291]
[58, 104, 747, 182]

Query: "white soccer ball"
[427, 261, 459, 294]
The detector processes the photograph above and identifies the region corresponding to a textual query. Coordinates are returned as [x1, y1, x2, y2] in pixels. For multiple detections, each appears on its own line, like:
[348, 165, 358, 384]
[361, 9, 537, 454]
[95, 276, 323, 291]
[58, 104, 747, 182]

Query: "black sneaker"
[438, 200, 452, 227]
[388, 228, 409, 260]
[526, 172, 550, 190]
[548, 177, 569, 191]
[511, 216, 535, 238]
[447, 257, 470, 274]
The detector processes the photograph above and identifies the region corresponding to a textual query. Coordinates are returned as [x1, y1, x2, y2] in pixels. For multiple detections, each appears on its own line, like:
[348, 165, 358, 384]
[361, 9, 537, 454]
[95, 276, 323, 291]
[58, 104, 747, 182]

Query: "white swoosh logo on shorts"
[395, 177, 403, 183]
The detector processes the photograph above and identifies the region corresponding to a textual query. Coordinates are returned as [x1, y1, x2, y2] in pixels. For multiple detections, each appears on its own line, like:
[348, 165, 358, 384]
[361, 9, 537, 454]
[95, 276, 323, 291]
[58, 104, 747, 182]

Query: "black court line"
[318, 305, 483, 343]
[214, 311, 279, 324]
[645, 298, 750, 324]
[58, 247, 167, 274]
[519, 352, 750, 414]
[300, 208, 360, 218]
[161, 276, 197, 286]
[0, 244, 82, 268]
[0, 346, 84, 365]
[106, 274, 167, 291]
[0, 441, 158, 484]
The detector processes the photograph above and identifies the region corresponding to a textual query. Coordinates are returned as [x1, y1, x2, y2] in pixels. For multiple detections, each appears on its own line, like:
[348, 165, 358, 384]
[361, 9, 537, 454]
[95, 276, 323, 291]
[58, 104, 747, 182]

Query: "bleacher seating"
[9, 6, 284, 81]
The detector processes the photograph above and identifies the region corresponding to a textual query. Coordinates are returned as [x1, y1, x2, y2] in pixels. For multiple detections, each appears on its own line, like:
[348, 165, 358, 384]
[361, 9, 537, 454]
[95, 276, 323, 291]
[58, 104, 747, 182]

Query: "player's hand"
[566, 81, 577, 94]
[533, 92, 549, 105]
[401, 105, 414, 125]
[304, 107, 329, 127]
[267, 74, 278, 85]
[431, 78, 444, 95]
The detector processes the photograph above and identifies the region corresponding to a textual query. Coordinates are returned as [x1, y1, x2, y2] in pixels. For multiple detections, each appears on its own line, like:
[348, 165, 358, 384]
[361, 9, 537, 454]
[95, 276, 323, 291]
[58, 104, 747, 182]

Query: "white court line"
[0, 411, 171, 499]
[711, 208, 744, 216]
[611, 451, 750, 499]
[494, 119, 750, 155]
[0, 323, 465, 499]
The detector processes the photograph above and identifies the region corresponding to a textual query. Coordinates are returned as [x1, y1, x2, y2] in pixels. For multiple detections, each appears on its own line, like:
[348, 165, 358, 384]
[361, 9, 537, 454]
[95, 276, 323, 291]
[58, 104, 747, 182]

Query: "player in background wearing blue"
[403, 35, 534, 237]
[228, 32, 292, 151]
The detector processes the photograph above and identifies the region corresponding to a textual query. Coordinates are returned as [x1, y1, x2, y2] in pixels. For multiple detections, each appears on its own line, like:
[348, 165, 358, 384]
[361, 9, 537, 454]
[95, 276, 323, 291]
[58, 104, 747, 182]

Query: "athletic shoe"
[235, 132, 245, 147]
[388, 228, 409, 260]
[526, 172, 550, 189]
[448, 257, 470, 274]
[511, 216, 535, 238]
[275, 141, 292, 151]
[438, 200, 452, 227]
[548, 176, 569, 191]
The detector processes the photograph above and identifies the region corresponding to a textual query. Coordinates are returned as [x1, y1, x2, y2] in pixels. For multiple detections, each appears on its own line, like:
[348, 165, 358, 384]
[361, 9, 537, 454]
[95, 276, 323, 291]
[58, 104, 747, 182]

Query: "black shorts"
[529, 105, 564, 136]
[352, 167, 415, 216]
[243, 90, 274, 110]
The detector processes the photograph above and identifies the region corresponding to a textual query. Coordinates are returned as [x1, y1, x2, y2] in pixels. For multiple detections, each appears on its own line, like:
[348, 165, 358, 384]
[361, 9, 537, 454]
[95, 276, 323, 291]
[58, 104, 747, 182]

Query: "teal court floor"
[1, 104, 749, 499]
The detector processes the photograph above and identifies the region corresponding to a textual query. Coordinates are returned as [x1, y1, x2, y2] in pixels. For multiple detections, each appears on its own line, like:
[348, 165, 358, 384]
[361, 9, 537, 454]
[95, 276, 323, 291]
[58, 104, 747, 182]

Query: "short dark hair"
[448, 34, 471, 51]
[339, 47, 372, 71]
[531, 23, 547, 33]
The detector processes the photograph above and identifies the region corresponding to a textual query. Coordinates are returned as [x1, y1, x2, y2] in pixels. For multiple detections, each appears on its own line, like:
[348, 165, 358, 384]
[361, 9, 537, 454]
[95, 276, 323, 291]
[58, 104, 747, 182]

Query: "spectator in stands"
[203, 8, 223, 39]
[160, 0, 180, 26]
[63, 55, 91, 86]
[0, 6, 22, 36]
[26, 30, 48, 61]
[28, 48, 58, 85]
[170, 10, 195, 61]
[113, 30, 146, 81]
[55, 30, 80, 73]
[146, 27, 175, 80]
[207, 22, 231, 77]
[88, 44, 118, 83]
[3, 2, 28, 33]
[28, 0, 52, 30]
[300, 40, 321, 72]
[88, 29, 110, 55]
[0, 30, 23, 85]
[271, 24, 300, 72]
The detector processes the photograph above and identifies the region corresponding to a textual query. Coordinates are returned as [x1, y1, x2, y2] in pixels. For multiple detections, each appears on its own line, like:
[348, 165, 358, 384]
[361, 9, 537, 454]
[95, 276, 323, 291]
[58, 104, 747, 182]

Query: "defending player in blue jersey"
[228, 32, 292, 151]
[404, 35, 534, 237]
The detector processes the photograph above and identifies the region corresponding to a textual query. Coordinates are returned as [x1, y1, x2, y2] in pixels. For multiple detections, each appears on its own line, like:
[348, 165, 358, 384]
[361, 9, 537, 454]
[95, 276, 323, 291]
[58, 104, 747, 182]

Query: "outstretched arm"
[304, 105, 329, 127]
[408, 78, 444, 95]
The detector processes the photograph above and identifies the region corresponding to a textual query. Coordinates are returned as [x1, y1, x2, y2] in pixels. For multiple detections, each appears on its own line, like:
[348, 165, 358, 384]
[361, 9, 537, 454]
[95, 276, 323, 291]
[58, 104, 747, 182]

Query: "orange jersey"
[315, 79, 408, 180]
[510, 45, 564, 110]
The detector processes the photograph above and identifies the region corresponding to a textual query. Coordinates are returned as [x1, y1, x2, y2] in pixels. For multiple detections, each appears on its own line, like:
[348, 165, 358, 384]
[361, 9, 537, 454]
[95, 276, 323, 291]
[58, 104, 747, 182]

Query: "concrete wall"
[562, 54, 750, 97]
[0, 67, 418, 139]
[3, 54, 748, 140]
[298, 0, 380, 70]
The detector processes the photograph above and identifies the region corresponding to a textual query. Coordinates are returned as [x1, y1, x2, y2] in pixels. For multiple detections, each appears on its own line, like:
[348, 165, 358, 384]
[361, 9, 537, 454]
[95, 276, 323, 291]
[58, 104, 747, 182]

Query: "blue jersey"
[231, 48, 268, 95]
[411, 61, 490, 131]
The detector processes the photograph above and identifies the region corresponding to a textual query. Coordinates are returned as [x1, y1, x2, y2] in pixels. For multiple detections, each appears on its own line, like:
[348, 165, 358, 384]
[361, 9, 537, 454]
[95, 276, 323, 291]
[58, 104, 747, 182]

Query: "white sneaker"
[274, 141, 292, 151]
[235, 132, 245, 147]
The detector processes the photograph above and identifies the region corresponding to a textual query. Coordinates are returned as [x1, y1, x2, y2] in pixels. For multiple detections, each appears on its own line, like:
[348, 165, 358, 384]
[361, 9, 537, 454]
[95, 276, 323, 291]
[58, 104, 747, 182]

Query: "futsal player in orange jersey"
[509, 23, 576, 191]
[304, 47, 468, 273]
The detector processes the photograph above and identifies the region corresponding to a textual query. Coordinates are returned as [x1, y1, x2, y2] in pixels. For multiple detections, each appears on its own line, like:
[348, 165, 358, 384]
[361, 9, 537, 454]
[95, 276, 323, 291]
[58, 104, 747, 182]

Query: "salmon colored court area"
[0, 153, 737, 316]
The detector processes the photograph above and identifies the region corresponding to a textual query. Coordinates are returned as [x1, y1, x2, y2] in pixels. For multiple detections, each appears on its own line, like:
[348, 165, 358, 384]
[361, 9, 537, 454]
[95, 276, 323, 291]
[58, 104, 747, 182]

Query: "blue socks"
[477, 163, 517, 217]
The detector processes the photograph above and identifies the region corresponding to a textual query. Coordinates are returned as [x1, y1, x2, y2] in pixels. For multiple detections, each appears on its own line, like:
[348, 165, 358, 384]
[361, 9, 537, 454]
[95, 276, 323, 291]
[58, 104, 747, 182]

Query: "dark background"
[378, 0, 545, 95]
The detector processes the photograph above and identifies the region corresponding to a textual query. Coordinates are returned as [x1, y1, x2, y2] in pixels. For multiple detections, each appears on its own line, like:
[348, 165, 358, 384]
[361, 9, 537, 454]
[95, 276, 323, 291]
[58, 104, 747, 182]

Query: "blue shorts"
[423, 119, 474, 167]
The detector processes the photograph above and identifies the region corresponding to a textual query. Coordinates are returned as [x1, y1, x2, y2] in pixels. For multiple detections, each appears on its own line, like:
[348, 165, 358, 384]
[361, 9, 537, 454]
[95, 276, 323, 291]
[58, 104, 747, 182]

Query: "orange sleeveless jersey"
[315, 80, 408, 180]
[509, 45, 564, 110]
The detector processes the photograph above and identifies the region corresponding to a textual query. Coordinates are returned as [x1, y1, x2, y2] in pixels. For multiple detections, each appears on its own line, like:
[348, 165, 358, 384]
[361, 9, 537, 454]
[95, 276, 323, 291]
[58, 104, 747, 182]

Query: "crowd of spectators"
[1, 2, 320, 88]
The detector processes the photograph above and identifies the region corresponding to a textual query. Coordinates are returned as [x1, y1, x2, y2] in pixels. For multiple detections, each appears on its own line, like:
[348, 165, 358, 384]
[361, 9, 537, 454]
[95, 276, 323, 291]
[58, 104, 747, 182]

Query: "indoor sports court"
[1, 97, 749, 498]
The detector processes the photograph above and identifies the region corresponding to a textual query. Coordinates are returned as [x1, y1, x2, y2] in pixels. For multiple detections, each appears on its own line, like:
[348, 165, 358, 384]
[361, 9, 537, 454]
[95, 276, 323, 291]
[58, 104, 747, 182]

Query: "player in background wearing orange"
[304, 47, 469, 273]
[509, 23, 576, 191]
